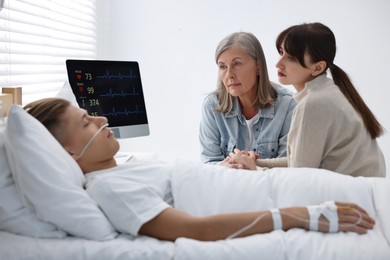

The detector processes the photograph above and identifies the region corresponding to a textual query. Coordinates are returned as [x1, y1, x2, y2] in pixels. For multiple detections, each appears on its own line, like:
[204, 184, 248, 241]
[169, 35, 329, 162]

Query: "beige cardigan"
[257, 75, 386, 177]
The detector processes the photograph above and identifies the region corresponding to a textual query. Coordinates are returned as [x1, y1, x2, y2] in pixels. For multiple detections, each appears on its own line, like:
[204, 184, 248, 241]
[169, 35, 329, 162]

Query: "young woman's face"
[275, 44, 317, 92]
[217, 47, 259, 100]
[62, 105, 119, 165]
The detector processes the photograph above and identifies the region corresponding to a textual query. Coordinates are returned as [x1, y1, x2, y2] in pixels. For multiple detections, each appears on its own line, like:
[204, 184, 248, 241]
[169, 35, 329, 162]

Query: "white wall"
[100, 0, 390, 168]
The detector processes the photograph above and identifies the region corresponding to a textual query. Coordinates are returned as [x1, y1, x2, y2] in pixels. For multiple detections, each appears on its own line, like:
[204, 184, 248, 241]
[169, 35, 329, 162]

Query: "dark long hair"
[276, 22, 384, 139]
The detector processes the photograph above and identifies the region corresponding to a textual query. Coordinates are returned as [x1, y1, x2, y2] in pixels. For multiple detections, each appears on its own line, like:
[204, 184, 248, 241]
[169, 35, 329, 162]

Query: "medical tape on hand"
[270, 208, 282, 230]
[307, 201, 338, 232]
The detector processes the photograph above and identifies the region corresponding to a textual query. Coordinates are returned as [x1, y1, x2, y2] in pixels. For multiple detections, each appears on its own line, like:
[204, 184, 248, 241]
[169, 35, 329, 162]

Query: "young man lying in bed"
[23, 97, 374, 241]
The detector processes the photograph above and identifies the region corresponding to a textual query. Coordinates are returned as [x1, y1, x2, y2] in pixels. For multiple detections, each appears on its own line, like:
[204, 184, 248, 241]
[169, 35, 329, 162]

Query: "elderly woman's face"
[217, 47, 258, 99]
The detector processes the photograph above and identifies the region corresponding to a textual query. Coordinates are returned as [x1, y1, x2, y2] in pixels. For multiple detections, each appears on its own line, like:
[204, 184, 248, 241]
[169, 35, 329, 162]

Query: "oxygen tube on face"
[74, 123, 109, 160]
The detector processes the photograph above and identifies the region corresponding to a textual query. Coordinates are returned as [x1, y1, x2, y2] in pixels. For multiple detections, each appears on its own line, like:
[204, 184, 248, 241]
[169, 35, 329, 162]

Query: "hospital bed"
[0, 105, 389, 260]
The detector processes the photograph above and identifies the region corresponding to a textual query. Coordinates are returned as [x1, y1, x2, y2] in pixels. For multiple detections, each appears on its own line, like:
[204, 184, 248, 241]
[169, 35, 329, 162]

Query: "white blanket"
[0, 165, 389, 260]
[171, 163, 390, 260]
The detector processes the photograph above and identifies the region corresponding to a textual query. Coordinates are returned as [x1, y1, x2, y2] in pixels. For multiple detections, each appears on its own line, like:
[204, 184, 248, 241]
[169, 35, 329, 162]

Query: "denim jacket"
[199, 83, 296, 163]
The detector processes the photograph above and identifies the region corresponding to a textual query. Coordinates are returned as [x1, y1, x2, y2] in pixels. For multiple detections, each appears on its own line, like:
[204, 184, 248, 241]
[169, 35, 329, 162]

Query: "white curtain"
[0, 0, 98, 105]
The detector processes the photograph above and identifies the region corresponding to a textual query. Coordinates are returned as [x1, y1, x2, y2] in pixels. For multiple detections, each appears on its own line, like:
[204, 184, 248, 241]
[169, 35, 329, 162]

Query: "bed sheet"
[0, 232, 174, 260]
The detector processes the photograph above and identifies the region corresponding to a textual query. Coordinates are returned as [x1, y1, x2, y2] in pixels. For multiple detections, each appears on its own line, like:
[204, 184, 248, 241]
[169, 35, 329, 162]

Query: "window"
[0, 0, 98, 105]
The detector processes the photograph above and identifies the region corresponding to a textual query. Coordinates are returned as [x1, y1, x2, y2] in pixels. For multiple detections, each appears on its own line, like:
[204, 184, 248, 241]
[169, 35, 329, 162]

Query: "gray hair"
[214, 32, 276, 113]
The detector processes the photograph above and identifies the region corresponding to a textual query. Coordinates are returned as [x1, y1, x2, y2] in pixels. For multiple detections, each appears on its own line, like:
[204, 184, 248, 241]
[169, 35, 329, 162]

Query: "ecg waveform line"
[96, 70, 138, 80]
[102, 105, 144, 117]
[99, 87, 141, 98]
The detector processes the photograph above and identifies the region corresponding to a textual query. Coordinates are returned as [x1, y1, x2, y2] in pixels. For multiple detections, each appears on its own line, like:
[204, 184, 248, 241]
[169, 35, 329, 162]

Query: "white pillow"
[4, 105, 117, 240]
[56, 80, 79, 107]
[0, 126, 66, 238]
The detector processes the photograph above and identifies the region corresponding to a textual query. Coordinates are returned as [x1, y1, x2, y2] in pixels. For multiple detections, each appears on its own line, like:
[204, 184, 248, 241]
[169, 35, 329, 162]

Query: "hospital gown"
[85, 159, 280, 236]
[85, 160, 174, 236]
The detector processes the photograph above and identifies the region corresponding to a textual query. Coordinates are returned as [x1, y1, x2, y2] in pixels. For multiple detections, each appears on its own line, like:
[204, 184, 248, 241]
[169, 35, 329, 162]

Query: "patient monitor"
[66, 60, 150, 139]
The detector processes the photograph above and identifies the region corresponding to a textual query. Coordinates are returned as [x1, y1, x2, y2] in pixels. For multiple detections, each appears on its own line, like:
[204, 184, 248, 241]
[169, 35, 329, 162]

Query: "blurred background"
[101, 0, 390, 167]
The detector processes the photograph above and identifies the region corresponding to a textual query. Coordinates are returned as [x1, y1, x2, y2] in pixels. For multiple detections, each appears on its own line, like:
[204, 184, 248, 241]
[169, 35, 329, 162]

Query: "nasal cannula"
[74, 123, 109, 160]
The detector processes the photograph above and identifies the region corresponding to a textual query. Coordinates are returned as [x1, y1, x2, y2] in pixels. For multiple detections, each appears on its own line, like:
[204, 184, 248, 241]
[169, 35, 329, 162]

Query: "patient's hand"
[281, 201, 375, 235]
[300, 201, 376, 234]
[221, 148, 258, 170]
[328, 202, 375, 234]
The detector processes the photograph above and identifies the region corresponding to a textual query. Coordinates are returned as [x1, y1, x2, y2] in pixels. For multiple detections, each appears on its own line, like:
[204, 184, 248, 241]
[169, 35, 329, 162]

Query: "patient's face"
[62, 105, 120, 167]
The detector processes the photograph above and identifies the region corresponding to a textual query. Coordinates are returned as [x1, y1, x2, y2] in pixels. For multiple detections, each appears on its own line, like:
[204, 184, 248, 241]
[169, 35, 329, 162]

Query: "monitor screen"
[66, 59, 150, 139]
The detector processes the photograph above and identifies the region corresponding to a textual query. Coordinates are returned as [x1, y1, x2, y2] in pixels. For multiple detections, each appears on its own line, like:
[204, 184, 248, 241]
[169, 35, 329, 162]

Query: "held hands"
[220, 148, 258, 170]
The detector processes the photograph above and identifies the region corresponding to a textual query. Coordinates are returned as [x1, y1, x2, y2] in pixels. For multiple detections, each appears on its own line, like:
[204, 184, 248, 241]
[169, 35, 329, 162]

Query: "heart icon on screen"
[76, 74, 82, 80]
